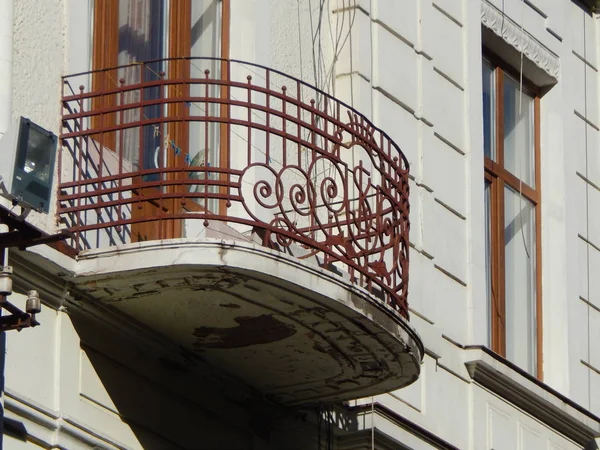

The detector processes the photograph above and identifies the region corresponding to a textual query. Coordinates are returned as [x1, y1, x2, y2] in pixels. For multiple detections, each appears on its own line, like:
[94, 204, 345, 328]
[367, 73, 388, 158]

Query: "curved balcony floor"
[70, 239, 423, 406]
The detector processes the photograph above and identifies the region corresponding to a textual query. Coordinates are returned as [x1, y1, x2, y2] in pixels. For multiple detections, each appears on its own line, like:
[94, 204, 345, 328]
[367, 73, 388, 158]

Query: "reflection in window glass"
[504, 186, 537, 375]
[24, 127, 53, 183]
[482, 61, 495, 161]
[484, 180, 492, 347]
[504, 77, 535, 188]
[189, 0, 222, 212]
[117, 0, 167, 170]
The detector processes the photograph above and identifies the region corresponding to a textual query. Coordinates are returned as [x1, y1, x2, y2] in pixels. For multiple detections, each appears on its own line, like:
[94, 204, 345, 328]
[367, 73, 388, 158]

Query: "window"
[91, 0, 226, 241]
[482, 58, 542, 378]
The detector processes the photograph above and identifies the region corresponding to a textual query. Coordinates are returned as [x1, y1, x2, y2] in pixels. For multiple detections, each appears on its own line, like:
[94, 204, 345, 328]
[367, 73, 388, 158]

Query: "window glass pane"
[117, 0, 167, 168]
[485, 180, 492, 347]
[118, 0, 166, 65]
[482, 61, 496, 161]
[503, 77, 535, 187]
[189, 0, 222, 211]
[504, 186, 537, 375]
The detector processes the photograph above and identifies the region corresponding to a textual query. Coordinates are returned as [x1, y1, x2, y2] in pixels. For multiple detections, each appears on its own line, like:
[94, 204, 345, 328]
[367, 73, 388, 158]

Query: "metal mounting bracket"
[0, 204, 72, 331]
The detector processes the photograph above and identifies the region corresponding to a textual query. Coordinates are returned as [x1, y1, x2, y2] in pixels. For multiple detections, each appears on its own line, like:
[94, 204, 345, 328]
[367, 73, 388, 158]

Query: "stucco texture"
[11, 0, 65, 136]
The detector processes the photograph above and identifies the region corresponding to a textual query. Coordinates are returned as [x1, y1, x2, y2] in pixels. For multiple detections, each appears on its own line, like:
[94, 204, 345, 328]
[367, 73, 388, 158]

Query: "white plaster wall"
[7, 0, 600, 448]
[4, 4, 261, 447]
[565, 0, 600, 417]
[65, 0, 93, 92]
[353, 367, 582, 450]
[226, 0, 339, 235]
[11, 0, 65, 136]
[5, 0, 92, 236]
[326, 0, 600, 447]
[4, 285, 264, 449]
[4, 0, 68, 234]
[471, 386, 579, 450]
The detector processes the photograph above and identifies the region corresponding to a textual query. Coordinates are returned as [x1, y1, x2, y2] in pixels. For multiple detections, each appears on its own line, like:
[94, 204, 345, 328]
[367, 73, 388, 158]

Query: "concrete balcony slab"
[69, 239, 423, 406]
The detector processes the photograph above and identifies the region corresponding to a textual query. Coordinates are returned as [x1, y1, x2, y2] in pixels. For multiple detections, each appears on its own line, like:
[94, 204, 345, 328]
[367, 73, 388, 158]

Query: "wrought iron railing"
[59, 57, 410, 317]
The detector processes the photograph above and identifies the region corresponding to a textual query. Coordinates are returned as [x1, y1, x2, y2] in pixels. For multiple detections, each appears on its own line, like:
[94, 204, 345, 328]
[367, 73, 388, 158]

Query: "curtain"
[117, 0, 165, 167]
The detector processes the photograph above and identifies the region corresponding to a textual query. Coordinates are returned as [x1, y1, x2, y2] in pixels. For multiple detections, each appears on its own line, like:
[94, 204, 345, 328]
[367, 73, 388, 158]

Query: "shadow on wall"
[69, 310, 264, 450]
[69, 308, 369, 450]
[3, 417, 28, 442]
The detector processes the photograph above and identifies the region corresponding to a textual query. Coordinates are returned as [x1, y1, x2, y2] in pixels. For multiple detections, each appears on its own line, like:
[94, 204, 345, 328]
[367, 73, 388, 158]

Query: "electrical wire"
[517, 0, 532, 261]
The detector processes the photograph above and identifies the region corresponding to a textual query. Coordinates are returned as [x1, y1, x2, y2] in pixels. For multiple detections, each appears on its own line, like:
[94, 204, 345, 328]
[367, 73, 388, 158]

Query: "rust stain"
[193, 314, 297, 349]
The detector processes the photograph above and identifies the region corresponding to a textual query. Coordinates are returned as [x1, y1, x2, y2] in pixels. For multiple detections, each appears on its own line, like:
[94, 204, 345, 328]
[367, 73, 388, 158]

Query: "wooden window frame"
[484, 55, 543, 380]
[91, 0, 119, 151]
[90, 0, 231, 239]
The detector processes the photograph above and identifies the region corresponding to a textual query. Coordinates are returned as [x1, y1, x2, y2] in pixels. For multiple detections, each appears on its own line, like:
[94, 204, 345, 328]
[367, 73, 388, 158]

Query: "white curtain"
[188, 0, 222, 211]
[117, 0, 166, 167]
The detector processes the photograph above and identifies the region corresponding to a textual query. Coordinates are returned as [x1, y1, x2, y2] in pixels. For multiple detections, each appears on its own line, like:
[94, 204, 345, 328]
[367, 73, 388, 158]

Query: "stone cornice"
[481, 0, 560, 81]
[580, 0, 600, 12]
[465, 347, 600, 447]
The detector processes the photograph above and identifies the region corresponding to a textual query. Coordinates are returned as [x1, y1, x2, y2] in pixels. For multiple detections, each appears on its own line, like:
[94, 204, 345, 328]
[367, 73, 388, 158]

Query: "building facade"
[1, 0, 600, 449]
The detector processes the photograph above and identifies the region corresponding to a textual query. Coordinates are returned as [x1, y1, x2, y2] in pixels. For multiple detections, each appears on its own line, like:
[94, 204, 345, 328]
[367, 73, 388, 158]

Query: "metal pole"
[0, 309, 5, 450]
[0, 227, 8, 449]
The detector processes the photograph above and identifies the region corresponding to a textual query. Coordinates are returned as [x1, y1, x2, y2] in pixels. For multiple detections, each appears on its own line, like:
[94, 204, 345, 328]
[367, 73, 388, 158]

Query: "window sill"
[580, 0, 600, 13]
[464, 346, 600, 447]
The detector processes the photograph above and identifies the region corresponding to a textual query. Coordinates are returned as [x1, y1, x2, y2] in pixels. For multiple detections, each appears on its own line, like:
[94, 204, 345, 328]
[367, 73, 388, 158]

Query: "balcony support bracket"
[0, 206, 72, 250]
[0, 204, 71, 331]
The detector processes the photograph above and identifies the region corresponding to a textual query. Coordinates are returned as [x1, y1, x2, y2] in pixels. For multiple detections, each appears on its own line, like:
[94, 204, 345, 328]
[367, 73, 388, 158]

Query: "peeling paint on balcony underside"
[193, 314, 297, 349]
[68, 239, 422, 405]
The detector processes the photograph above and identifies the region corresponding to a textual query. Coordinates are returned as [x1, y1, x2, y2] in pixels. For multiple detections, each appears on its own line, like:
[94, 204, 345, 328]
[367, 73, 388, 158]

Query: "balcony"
[58, 57, 423, 405]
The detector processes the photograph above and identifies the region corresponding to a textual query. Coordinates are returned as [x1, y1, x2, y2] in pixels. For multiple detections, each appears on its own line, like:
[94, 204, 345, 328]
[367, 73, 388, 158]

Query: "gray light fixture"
[0, 117, 58, 213]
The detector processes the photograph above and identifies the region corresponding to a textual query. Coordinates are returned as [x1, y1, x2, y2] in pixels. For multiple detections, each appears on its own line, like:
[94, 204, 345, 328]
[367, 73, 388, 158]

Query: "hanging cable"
[517, 0, 531, 260]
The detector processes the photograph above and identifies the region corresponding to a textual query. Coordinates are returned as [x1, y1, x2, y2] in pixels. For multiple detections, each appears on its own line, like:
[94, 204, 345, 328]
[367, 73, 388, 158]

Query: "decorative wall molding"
[4, 389, 128, 449]
[481, 0, 560, 81]
[341, 403, 461, 450]
[464, 347, 600, 447]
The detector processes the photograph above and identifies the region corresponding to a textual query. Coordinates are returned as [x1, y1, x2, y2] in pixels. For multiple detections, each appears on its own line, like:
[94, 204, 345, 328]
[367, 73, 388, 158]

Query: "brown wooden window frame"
[483, 54, 543, 380]
[90, 0, 231, 240]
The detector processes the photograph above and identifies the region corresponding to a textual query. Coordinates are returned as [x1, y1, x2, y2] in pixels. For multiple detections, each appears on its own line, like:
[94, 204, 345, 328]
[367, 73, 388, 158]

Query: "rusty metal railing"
[59, 57, 410, 317]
